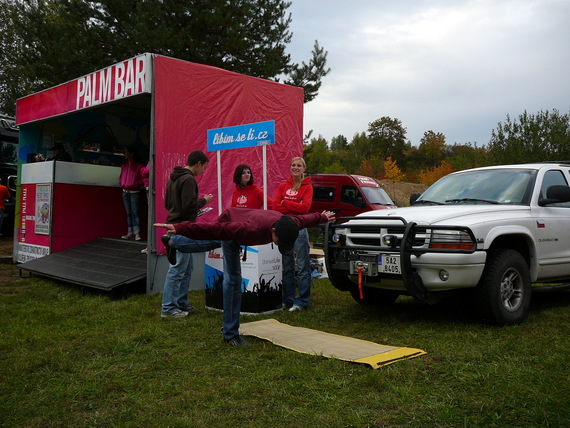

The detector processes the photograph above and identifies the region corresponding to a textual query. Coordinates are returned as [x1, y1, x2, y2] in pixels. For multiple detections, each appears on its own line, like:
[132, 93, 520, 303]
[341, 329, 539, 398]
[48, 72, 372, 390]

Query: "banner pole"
[263, 145, 267, 210]
[217, 151, 222, 215]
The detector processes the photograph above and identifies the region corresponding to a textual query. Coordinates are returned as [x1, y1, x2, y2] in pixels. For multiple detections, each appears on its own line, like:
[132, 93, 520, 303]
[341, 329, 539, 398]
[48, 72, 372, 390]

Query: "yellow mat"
[240, 319, 426, 369]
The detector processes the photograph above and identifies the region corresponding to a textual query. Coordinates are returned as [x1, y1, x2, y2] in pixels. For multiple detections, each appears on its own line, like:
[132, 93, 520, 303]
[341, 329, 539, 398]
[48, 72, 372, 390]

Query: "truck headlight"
[429, 230, 475, 250]
[331, 234, 346, 245]
[382, 234, 397, 248]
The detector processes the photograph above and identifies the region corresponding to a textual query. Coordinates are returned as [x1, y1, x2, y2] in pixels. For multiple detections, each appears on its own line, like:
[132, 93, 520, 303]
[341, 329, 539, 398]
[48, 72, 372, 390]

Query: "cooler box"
[205, 243, 282, 314]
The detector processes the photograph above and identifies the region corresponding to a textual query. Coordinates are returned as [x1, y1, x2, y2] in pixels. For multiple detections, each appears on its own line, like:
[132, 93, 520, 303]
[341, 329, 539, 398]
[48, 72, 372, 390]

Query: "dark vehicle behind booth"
[0, 115, 18, 236]
[309, 174, 395, 217]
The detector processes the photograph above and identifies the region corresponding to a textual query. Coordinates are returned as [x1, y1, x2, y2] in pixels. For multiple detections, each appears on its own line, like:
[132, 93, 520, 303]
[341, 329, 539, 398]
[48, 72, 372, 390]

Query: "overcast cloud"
[287, 0, 570, 147]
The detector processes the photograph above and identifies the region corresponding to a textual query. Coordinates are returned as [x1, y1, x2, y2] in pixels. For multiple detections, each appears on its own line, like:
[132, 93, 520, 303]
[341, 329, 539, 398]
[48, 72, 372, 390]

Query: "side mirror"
[539, 185, 570, 206]
[410, 192, 421, 205]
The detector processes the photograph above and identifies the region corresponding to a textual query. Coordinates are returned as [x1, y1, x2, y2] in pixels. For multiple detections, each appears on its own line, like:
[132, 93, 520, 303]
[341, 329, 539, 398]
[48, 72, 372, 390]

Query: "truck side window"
[313, 186, 334, 201]
[541, 170, 570, 207]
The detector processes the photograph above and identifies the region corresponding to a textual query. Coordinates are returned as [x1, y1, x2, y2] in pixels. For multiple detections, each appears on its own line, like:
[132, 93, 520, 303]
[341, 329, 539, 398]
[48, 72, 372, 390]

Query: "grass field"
[1, 262, 569, 427]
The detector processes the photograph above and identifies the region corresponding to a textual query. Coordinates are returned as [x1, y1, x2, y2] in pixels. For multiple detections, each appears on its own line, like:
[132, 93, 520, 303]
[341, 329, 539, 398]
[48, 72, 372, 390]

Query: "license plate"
[378, 254, 400, 274]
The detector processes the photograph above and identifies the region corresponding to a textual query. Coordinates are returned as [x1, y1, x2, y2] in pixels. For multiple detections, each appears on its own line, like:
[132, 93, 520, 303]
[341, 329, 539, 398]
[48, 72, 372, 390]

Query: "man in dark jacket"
[161, 150, 218, 318]
[156, 207, 336, 346]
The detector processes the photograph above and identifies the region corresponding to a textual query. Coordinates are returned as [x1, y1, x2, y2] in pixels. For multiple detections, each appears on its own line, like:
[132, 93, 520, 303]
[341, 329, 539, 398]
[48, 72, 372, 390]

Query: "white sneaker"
[289, 304, 304, 312]
[161, 309, 189, 318]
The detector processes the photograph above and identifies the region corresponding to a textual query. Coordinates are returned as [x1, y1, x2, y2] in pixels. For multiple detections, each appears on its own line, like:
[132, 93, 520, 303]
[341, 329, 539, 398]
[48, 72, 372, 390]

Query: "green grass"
[1, 264, 569, 427]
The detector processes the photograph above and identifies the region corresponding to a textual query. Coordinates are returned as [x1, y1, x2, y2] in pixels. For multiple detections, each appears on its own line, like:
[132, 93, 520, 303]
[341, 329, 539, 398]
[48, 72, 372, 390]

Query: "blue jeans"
[161, 248, 193, 314]
[0, 208, 4, 232]
[222, 240, 242, 340]
[282, 228, 311, 308]
[122, 191, 140, 235]
[171, 234, 221, 253]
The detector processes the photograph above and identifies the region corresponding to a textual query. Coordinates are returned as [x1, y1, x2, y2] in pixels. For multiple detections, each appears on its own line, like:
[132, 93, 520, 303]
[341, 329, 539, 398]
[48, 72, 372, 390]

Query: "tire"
[328, 269, 354, 291]
[348, 284, 399, 306]
[476, 248, 531, 326]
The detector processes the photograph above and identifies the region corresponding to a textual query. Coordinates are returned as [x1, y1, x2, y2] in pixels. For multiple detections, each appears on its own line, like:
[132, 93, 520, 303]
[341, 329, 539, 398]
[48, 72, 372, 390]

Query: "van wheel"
[476, 248, 531, 325]
[348, 285, 399, 306]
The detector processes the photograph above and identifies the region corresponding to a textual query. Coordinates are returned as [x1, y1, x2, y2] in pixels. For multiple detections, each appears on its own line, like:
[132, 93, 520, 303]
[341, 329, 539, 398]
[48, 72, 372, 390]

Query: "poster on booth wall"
[34, 184, 52, 235]
[205, 243, 283, 314]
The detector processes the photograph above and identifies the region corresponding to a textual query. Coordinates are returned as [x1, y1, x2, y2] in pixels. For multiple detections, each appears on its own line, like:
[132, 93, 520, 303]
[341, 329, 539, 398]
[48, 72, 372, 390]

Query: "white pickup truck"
[323, 163, 570, 325]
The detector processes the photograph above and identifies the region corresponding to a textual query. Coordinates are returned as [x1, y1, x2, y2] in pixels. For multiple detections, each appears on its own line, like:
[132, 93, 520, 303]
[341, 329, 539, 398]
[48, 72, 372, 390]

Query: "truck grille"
[347, 225, 426, 247]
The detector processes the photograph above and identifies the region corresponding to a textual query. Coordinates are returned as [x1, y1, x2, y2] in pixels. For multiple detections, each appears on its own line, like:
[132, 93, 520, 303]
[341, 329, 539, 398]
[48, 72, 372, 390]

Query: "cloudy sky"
[287, 0, 570, 147]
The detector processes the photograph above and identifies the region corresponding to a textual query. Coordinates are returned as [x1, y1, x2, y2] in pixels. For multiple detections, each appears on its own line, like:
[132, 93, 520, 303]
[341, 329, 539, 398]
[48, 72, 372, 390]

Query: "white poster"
[34, 184, 52, 235]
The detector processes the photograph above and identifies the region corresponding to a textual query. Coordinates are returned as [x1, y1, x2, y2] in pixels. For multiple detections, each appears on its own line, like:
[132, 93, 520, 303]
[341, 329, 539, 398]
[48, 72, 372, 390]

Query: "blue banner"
[207, 120, 275, 152]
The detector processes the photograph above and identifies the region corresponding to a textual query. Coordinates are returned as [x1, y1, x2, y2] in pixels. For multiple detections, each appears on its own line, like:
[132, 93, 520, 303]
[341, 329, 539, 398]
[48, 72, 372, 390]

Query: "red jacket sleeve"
[291, 212, 328, 229]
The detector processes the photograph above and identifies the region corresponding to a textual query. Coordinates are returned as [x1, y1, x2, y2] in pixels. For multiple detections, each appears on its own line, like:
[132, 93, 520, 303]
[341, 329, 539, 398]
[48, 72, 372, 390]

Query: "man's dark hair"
[187, 150, 209, 166]
[274, 216, 299, 255]
[233, 164, 254, 186]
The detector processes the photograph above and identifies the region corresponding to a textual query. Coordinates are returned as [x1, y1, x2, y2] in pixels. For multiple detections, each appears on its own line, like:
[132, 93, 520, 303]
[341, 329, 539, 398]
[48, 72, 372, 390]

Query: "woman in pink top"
[119, 145, 143, 240]
[273, 157, 313, 312]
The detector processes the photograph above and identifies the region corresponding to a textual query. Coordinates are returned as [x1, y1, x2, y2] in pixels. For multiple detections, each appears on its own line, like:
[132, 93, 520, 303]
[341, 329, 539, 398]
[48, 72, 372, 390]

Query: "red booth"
[14, 53, 304, 296]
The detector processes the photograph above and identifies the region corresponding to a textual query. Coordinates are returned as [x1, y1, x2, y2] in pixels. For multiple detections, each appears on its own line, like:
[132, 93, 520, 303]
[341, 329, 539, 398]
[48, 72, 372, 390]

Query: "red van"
[308, 174, 396, 218]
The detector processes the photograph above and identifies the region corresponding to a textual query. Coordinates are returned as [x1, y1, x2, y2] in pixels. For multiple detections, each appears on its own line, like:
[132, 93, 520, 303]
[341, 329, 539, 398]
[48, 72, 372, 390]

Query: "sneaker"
[289, 304, 304, 312]
[160, 309, 189, 318]
[161, 235, 177, 265]
[122, 234, 135, 240]
[224, 335, 251, 347]
[180, 305, 199, 314]
[141, 248, 148, 254]
[282, 303, 293, 310]
[134, 234, 142, 241]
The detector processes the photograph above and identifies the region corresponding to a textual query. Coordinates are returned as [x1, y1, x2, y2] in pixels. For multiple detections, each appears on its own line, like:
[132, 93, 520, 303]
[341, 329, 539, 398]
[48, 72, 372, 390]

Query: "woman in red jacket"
[230, 164, 271, 209]
[273, 157, 313, 311]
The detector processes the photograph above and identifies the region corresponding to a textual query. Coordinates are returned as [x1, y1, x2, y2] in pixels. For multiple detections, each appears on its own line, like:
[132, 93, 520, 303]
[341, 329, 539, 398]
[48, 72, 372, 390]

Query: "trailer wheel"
[477, 248, 531, 325]
[348, 285, 399, 306]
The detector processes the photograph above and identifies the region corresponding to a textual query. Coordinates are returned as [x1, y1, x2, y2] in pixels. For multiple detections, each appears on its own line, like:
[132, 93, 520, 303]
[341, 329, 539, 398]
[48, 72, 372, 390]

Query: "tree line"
[303, 109, 570, 185]
[0, 0, 330, 114]
[1, 1, 568, 185]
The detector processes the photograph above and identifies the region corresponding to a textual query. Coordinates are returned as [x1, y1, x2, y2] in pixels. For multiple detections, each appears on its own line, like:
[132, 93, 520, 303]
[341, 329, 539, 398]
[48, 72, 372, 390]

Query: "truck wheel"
[477, 248, 531, 325]
[348, 285, 399, 306]
[327, 269, 353, 291]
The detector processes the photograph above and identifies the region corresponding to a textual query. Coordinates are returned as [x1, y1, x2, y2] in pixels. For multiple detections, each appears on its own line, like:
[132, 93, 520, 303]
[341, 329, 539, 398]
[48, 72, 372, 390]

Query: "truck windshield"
[418, 169, 537, 205]
[361, 186, 394, 205]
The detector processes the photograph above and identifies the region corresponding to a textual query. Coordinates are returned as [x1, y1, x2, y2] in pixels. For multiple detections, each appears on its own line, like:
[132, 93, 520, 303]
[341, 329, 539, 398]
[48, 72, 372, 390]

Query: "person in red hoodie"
[272, 157, 313, 312]
[230, 164, 272, 209]
[0, 178, 11, 236]
[156, 207, 335, 346]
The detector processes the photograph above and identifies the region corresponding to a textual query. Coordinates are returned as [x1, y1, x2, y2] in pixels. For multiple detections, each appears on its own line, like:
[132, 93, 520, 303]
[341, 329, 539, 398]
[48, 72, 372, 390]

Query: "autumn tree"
[418, 161, 454, 186]
[355, 155, 384, 178]
[384, 157, 405, 182]
[0, 0, 330, 114]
